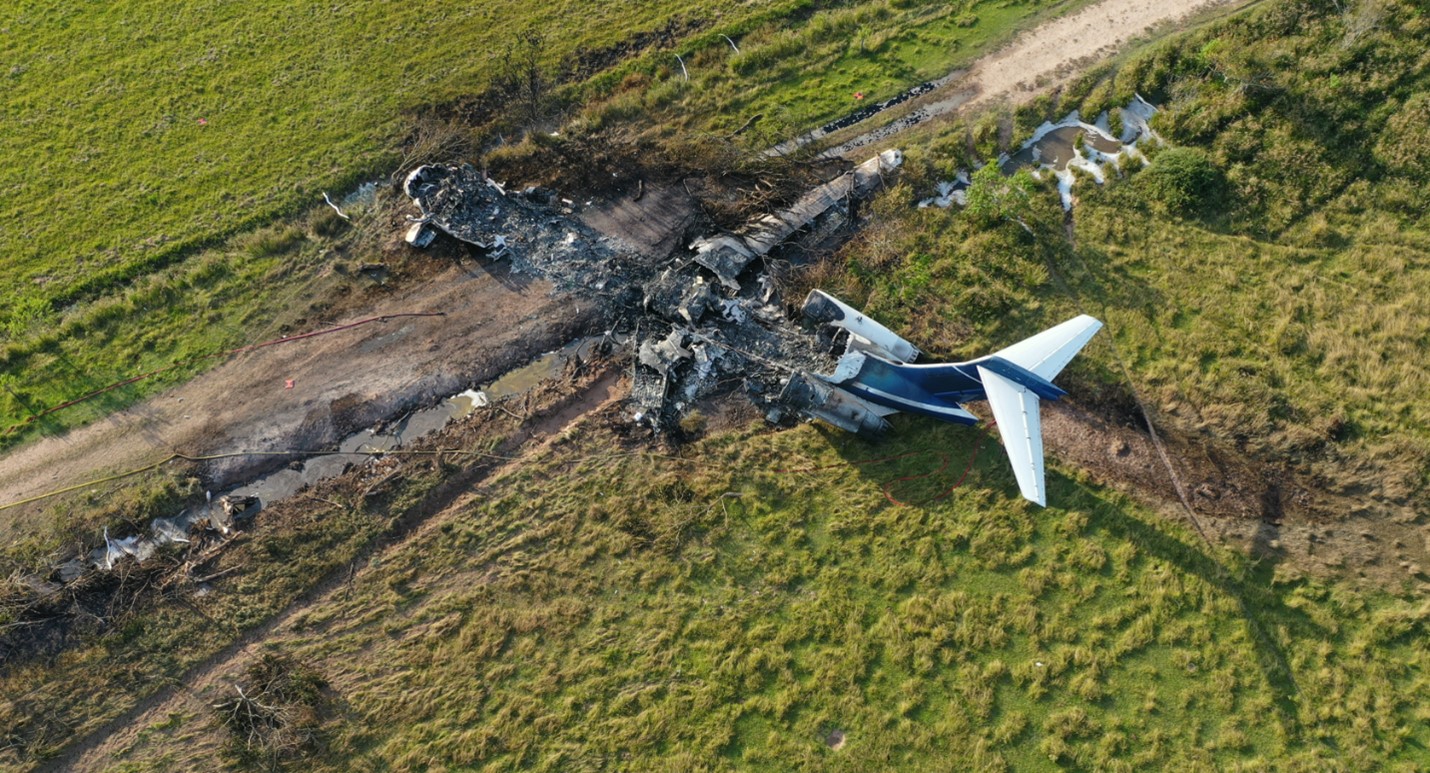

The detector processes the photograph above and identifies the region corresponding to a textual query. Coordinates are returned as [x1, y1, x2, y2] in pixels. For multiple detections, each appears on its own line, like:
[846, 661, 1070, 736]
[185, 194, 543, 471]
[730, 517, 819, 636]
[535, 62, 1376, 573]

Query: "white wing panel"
[978, 366, 1046, 506]
[992, 315, 1102, 381]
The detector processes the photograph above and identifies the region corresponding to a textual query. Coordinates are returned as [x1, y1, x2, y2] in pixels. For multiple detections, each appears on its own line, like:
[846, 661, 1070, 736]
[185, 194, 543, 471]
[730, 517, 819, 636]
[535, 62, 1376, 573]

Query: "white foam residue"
[1094, 109, 1114, 138]
[1067, 152, 1106, 185]
[457, 388, 489, 408]
[1120, 94, 1161, 143]
[151, 515, 191, 545]
[1054, 168, 1076, 210]
[99, 527, 155, 569]
[917, 179, 969, 209]
[915, 96, 1165, 211]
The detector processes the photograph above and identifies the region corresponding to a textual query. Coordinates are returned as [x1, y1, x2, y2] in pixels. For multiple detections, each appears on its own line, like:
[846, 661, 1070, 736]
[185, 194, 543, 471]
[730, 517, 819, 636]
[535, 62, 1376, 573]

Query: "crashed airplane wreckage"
[402, 150, 1099, 505]
[799, 292, 1102, 505]
[638, 289, 1101, 506]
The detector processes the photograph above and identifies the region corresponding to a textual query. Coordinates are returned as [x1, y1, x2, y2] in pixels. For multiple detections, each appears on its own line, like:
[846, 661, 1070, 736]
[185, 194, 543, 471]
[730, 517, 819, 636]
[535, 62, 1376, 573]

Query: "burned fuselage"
[401, 150, 908, 434]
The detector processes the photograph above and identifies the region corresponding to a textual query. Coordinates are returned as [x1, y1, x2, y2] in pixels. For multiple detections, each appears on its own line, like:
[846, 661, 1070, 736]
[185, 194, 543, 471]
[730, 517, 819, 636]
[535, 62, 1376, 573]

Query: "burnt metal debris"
[403, 149, 905, 433]
[404, 163, 658, 293]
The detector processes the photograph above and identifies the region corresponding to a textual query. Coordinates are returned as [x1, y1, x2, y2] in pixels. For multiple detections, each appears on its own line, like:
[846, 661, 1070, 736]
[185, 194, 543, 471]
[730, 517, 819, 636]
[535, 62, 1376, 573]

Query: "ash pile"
[403, 164, 658, 295]
[402, 149, 906, 434]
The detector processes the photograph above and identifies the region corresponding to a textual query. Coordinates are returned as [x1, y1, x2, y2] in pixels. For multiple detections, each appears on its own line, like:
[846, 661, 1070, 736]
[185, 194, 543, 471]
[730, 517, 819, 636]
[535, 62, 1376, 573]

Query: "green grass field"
[292, 421, 1429, 770]
[582, 0, 1090, 141]
[3, 0, 1430, 769]
[2, 0, 753, 445]
[73, 419, 1430, 770]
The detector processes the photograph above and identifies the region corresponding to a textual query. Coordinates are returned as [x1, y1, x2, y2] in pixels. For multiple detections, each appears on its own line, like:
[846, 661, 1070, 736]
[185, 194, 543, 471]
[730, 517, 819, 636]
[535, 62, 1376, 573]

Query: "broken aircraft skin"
[403, 163, 660, 293]
[401, 151, 1098, 506]
[628, 150, 906, 429]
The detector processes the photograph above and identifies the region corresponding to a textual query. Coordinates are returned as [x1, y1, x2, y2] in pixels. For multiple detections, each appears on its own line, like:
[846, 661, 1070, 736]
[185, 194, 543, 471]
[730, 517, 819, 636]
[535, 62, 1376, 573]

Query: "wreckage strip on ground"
[403, 149, 909, 435]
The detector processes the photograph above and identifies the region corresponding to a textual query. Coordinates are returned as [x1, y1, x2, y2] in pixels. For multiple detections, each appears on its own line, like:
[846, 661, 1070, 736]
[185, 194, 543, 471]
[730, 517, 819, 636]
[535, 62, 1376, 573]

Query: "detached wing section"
[977, 367, 1046, 506]
[992, 315, 1103, 381]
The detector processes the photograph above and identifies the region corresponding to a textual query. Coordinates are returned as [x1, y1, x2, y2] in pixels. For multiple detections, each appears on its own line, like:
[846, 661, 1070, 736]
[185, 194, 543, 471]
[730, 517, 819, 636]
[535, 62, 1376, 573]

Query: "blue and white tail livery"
[801, 291, 1102, 506]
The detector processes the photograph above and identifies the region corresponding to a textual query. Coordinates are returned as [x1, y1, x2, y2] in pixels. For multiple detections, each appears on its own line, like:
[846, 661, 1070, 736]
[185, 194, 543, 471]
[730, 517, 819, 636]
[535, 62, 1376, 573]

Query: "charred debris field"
[3, 0, 1430, 770]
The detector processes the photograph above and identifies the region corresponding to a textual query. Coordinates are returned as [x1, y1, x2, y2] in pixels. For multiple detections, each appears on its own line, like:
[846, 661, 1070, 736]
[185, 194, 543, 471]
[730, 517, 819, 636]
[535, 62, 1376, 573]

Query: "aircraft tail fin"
[991, 315, 1102, 381]
[978, 366, 1046, 506]
[978, 315, 1102, 506]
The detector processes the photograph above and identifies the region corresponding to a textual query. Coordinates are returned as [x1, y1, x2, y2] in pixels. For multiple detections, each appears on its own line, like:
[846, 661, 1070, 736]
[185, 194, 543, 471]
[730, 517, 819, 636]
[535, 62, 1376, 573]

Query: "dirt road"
[0, 261, 608, 541]
[817, 0, 1250, 158]
[14, 0, 1415, 765]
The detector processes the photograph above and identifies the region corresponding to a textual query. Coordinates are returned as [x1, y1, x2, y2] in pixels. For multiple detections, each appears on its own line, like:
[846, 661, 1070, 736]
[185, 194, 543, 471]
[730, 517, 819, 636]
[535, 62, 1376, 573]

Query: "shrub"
[1136, 146, 1224, 217]
[309, 207, 349, 239]
[678, 409, 707, 437]
[241, 226, 306, 260]
[0, 294, 51, 341]
[965, 165, 1041, 228]
[1108, 107, 1124, 139]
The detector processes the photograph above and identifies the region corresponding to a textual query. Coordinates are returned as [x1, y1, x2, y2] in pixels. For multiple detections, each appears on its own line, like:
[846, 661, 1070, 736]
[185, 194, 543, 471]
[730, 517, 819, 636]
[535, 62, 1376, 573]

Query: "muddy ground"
[0, 239, 617, 543]
[0, 0, 1415, 624]
[0, 0, 1250, 542]
[0, 0, 1415, 613]
[42, 359, 1429, 772]
[1040, 397, 1430, 593]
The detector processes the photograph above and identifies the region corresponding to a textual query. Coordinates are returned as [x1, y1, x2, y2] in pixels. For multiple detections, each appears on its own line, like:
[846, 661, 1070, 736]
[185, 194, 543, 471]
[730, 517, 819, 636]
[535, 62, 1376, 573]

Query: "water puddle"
[1004, 124, 1124, 171]
[487, 336, 607, 399]
[919, 95, 1161, 211]
[224, 336, 606, 512]
[69, 335, 612, 576]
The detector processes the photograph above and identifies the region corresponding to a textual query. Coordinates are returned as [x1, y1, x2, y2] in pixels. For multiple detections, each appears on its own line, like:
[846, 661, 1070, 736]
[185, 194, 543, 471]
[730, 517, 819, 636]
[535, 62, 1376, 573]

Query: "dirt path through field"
[0, 0, 1247, 543]
[817, 0, 1251, 158]
[0, 263, 610, 540]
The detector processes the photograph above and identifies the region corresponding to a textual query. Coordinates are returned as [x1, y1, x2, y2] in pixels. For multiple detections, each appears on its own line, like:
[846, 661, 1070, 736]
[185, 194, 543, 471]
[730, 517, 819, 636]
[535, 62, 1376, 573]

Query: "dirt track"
[0, 261, 607, 541]
[43, 365, 629, 773]
[0, 0, 1248, 543]
[819, 0, 1249, 158]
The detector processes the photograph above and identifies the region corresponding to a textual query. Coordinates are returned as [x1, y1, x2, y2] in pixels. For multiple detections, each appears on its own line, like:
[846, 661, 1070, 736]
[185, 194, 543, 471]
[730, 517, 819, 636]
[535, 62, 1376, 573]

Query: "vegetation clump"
[211, 422, 1427, 770]
[1136, 146, 1224, 217]
[213, 653, 331, 769]
[1375, 92, 1430, 180]
[4, 0, 1430, 770]
[833, 0, 1430, 507]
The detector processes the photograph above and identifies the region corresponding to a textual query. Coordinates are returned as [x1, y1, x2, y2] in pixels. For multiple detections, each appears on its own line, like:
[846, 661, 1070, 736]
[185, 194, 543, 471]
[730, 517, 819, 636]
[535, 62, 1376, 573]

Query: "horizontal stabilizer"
[992, 315, 1102, 381]
[978, 366, 1045, 506]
